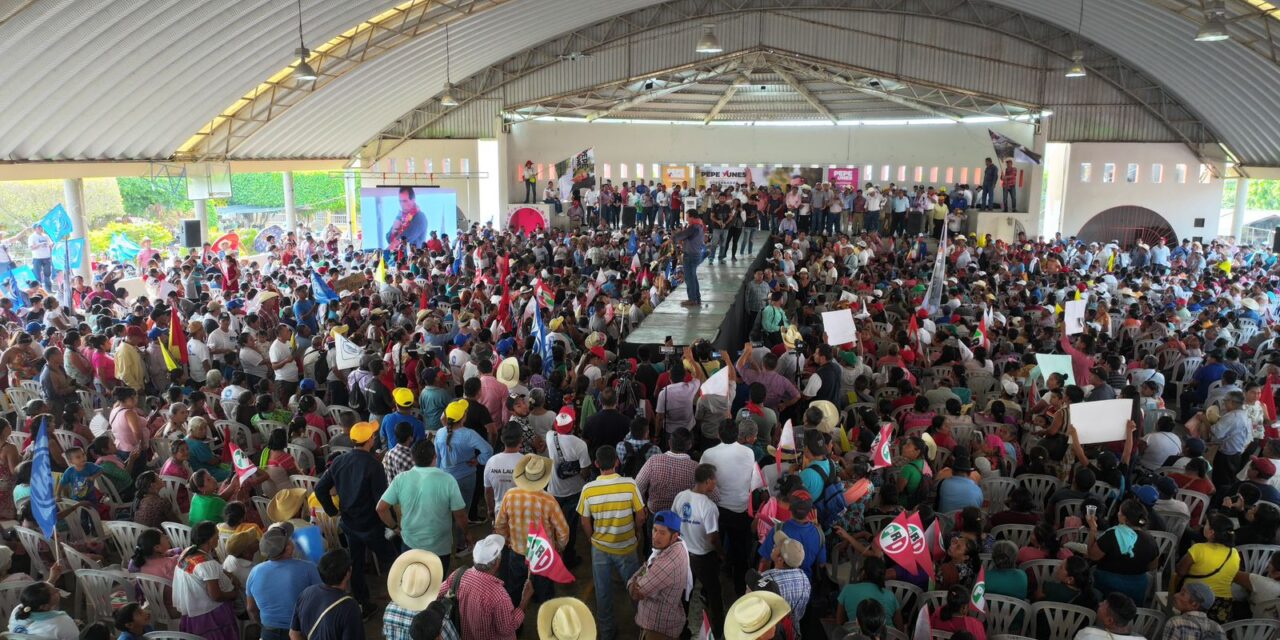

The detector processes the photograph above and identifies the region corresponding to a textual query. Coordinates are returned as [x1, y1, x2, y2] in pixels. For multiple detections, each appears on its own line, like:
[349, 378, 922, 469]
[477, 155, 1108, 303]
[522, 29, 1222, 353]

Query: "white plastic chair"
[290, 474, 319, 492]
[1132, 607, 1166, 640]
[981, 477, 1018, 512]
[985, 594, 1032, 637]
[52, 429, 88, 451]
[104, 521, 151, 564]
[991, 524, 1035, 548]
[1174, 489, 1210, 527]
[74, 569, 132, 623]
[161, 522, 192, 550]
[135, 574, 179, 631]
[0, 580, 35, 623]
[1236, 544, 1278, 574]
[1018, 474, 1062, 507]
[11, 527, 53, 580]
[1029, 601, 1096, 640]
[287, 444, 317, 474]
[1222, 619, 1280, 640]
[886, 579, 924, 623]
[1020, 559, 1061, 593]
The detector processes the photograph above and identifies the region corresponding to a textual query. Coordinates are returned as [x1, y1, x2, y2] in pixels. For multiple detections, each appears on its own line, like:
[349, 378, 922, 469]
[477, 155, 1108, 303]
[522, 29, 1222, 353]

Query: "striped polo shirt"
[576, 473, 645, 555]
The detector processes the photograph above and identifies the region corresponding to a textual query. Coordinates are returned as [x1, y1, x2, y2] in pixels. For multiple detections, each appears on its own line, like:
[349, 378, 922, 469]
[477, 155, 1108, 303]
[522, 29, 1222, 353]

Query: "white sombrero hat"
[724, 591, 791, 640]
[496, 356, 521, 388]
[387, 549, 444, 611]
[513, 454, 553, 492]
[537, 598, 597, 640]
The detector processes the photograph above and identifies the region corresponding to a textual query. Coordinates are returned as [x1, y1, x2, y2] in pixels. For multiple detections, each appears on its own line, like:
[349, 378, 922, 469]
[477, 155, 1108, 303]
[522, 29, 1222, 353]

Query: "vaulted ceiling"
[1, 0, 1279, 170]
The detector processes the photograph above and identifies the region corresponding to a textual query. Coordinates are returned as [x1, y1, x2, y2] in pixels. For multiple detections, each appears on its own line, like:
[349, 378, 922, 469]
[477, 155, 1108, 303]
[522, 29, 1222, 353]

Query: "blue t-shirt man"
[292, 298, 319, 334]
[799, 459, 836, 503]
[937, 475, 984, 512]
[380, 412, 426, 449]
[247, 558, 322, 631]
[758, 515, 827, 578]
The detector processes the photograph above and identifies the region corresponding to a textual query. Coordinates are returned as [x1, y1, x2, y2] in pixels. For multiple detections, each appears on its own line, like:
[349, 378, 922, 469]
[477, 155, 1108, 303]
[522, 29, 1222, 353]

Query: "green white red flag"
[876, 511, 918, 575]
[228, 441, 258, 481]
[527, 521, 575, 583]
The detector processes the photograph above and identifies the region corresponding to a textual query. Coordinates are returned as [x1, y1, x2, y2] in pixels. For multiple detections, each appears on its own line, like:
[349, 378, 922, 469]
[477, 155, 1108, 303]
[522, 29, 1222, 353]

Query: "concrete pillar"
[1231, 178, 1249, 240]
[283, 170, 297, 233]
[62, 178, 92, 284]
[344, 172, 358, 239]
[1023, 126, 1049, 237]
[193, 199, 209, 246]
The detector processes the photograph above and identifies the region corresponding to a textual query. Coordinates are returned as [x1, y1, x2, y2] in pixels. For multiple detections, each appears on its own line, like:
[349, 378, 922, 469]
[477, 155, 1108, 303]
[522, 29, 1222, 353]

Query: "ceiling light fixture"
[1195, 0, 1231, 41]
[292, 0, 317, 83]
[1065, 50, 1087, 78]
[440, 24, 458, 107]
[695, 24, 723, 53]
[1066, 0, 1088, 78]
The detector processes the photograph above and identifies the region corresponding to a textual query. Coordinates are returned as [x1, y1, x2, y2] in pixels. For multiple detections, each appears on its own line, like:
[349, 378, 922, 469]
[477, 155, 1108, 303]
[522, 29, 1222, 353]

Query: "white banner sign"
[334, 333, 366, 370]
[1069, 398, 1133, 444]
[1035, 353, 1076, 386]
[822, 309, 858, 346]
[1064, 299, 1087, 335]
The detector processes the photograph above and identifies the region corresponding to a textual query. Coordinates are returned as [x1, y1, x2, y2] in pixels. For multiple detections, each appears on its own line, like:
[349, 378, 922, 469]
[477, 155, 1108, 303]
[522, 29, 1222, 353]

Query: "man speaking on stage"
[386, 186, 429, 250]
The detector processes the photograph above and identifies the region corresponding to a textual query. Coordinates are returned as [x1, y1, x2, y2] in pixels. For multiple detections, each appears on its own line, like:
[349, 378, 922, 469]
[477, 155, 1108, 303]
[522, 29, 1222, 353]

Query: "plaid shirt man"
[383, 442, 414, 483]
[762, 567, 811, 620]
[383, 603, 460, 640]
[628, 539, 690, 638]
[449, 567, 525, 640]
[635, 451, 698, 513]
[1162, 611, 1225, 640]
[493, 487, 569, 555]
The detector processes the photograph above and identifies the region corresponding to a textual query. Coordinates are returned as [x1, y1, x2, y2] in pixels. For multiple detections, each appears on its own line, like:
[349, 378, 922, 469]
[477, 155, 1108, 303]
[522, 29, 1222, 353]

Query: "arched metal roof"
[1, 0, 1278, 168]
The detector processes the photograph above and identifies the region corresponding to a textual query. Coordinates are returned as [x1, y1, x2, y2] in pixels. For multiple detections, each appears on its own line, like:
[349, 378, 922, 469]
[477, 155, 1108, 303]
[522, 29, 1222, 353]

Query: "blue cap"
[496, 337, 516, 357]
[653, 510, 681, 534]
[23, 322, 43, 333]
[1133, 485, 1158, 507]
[147, 327, 165, 340]
[226, 299, 244, 311]
[453, 333, 469, 347]
[299, 378, 317, 392]
[1186, 438, 1206, 456]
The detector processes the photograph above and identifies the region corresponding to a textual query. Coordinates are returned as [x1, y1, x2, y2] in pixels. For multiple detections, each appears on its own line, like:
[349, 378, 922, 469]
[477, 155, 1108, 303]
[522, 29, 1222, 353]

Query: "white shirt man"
[269, 337, 299, 382]
[700, 434, 764, 513]
[27, 229, 52, 259]
[483, 449, 522, 511]
[545, 428, 591, 498]
[187, 335, 211, 384]
[671, 487, 719, 555]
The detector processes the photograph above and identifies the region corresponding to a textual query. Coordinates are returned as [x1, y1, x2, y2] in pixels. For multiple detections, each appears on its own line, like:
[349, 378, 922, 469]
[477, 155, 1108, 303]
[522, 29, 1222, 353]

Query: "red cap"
[554, 407, 576, 433]
[589, 346, 607, 360]
[916, 308, 929, 319]
[1251, 456, 1276, 478]
[124, 326, 146, 341]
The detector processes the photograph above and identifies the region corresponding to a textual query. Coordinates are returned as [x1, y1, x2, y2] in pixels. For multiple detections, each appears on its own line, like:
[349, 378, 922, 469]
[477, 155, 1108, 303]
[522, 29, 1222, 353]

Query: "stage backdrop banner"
[827, 167, 862, 190]
[697, 166, 762, 191]
[554, 148, 596, 200]
[662, 165, 693, 187]
[765, 165, 823, 189]
[359, 187, 458, 251]
[505, 205, 550, 236]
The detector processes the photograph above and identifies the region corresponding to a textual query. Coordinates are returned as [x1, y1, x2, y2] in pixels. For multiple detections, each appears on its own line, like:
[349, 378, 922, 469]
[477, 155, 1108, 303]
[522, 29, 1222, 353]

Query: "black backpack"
[621, 441, 653, 478]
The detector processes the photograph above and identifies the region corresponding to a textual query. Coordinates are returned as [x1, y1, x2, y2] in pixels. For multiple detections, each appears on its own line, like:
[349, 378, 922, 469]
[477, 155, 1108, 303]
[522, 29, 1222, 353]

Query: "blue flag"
[532, 297, 554, 378]
[52, 237, 86, 272]
[451, 237, 464, 275]
[8, 265, 36, 289]
[312, 272, 340, 304]
[38, 204, 72, 242]
[628, 230, 638, 256]
[31, 418, 58, 538]
[108, 233, 141, 263]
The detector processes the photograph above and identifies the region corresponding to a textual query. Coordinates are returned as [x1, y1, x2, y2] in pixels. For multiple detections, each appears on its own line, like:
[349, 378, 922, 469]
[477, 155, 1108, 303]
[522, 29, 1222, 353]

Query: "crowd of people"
[0, 170, 1277, 640]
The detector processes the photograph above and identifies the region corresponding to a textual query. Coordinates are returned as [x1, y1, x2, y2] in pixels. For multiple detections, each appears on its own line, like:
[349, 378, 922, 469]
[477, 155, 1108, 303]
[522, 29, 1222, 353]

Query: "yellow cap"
[444, 399, 469, 422]
[350, 421, 379, 444]
[393, 387, 415, 408]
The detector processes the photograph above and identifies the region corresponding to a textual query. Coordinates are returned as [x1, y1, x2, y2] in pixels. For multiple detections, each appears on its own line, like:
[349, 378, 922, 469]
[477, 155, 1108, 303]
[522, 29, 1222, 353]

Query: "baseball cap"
[1183, 583, 1216, 609]
[772, 531, 805, 568]
[589, 346, 606, 361]
[444, 399, 469, 422]
[1251, 456, 1276, 479]
[652, 510, 681, 534]
[350, 421, 379, 444]
[554, 407, 576, 434]
[1133, 485, 1158, 507]
[421, 367, 441, 385]
[453, 333, 469, 347]
[124, 325, 146, 341]
[392, 387, 415, 408]
[147, 327, 165, 340]
[1186, 438, 1206, 456]
[473, 534, 505, 565]
[23, 322, 42, 334]
[1154, 476, 1178, 498]
[259, 522, 295, 558]
[299, 378, 317, 392]
[789, 494, 814, 519]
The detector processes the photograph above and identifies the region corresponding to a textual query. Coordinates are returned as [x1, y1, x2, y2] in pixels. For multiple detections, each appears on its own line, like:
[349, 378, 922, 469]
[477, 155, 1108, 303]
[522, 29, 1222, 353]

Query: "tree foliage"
[0, 178, 126, 234]
[228, 172, 345, 212]
[117, 177, 193, 216]
[88, 221, 174, 256]
[1221, 179, 1280, 211]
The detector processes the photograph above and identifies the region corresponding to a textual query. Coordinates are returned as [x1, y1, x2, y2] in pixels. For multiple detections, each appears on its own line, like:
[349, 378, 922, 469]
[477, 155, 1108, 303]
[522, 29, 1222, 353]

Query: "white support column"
[62, 178, 91, 283]
[1231, 178, 1249, 240]
[283, 170, 297, 233]
[193, 199, 209, 246]
[344, 172, 358, 239]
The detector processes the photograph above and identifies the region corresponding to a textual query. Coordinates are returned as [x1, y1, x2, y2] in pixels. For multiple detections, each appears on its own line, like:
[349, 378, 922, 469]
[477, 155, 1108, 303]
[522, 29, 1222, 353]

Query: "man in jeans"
[670, 211, 706, 306]
[981, 157, 999, 210]
[545, 407, 591, 568]
[577, 446, 645, 640]
[1002, 159, 1018, 211]
[699, 420, 764, 597]
[672, 463, 722, 632]
[27, 224, 53, 290]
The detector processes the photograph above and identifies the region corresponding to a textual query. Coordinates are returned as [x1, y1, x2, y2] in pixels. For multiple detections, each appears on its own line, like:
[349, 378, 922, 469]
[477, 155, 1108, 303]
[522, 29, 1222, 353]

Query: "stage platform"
[625, 247, 764, 350]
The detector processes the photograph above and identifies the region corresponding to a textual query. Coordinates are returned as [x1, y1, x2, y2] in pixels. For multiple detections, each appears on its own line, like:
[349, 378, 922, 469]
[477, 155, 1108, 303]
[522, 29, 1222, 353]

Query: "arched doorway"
[1075, 206, 1178, 246]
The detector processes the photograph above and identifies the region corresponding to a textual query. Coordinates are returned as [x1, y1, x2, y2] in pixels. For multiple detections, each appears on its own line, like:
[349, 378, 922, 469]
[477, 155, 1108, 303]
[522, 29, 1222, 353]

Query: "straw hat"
[268, 487, 309, 523]
[781, 325, 803, 349]
[809, 400, 839, 433]
[513, 454, 553, 492]
[496, 357, 521, 388]
[724, 592, 791, 640]
[225, 530, 260, 559]
[766, 443, 799, 462]
[537, 598, 597, 640]
[1242, 297, 1260, 311]
[387, 549, 444, 611]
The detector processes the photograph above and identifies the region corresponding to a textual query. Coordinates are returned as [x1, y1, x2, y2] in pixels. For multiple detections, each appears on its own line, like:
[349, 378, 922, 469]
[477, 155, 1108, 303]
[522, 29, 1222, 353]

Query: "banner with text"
[765, 165, 823, 189]
[697, 165, 763, 191]
[827, 167, 862, 190]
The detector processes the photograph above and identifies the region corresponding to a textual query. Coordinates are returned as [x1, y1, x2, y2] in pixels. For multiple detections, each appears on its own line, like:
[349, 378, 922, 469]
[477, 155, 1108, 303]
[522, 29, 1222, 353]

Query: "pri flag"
[913, 604, 932, 640]
[906, 511, 934, 580]
[30, 418, 58, 538]
[228, 441, 259, 481]
[924, 517, 945, 562]
[971, 566, 987, 612]
[699, 611, 715, 640]
[876, 512, 918, 575]
[870, 423, 894, 469]
[526, 521, 575, 583]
